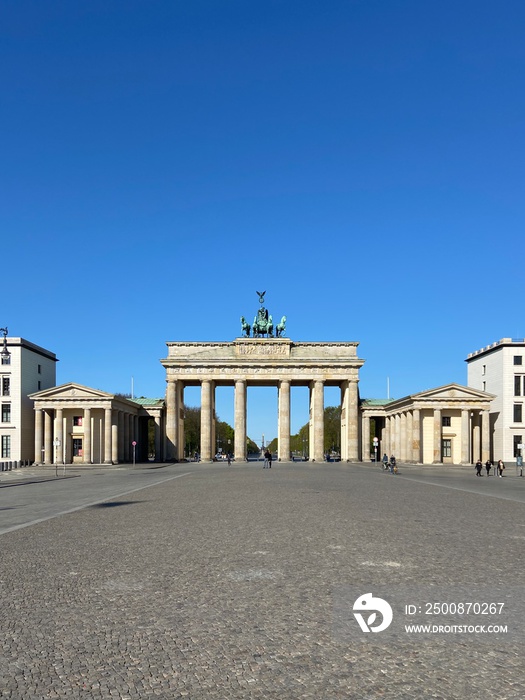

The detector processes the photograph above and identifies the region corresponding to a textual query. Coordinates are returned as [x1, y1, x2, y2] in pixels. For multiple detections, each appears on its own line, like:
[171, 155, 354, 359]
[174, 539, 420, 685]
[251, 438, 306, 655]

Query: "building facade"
[467, 338, 525, 463]
[29, 383, 165, 465]
[361, 384, 494, 464]
[0, 337, 57, 462]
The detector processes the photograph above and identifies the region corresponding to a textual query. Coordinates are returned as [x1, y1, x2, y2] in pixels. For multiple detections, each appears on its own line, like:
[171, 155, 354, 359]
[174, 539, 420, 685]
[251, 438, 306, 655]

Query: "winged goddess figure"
[256, 290, 266, 305]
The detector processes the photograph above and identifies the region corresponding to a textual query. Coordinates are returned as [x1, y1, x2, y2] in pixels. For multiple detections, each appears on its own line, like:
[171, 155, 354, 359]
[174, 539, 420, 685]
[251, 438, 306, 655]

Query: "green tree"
[184, 406, 201, 456]
[324, 405, 341, 453]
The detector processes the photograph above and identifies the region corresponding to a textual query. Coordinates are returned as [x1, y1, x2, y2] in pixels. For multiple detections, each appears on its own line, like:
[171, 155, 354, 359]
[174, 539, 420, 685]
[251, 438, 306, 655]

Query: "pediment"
[411, 383, 494, 402]
[29, 382, 114, 401]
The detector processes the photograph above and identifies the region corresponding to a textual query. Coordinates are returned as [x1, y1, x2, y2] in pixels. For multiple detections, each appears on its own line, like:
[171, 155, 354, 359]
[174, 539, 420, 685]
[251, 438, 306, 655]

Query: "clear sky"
[2, 0, 524, 445]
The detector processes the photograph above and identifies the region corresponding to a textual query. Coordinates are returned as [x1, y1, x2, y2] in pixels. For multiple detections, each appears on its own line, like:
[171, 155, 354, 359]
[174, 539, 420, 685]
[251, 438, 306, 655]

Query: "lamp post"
[0, 327, 9, 361]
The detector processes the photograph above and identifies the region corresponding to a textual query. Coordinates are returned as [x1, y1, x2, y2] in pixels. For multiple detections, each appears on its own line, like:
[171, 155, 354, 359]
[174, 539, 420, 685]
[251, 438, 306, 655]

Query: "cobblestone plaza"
[1, 462, 524, 699]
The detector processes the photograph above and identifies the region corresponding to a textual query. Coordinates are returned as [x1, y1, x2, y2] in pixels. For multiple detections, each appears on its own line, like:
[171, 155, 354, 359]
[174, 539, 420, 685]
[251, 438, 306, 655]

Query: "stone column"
[201, 380, 213, 461]
[412, 409, 421, 463]
[433, 408, 441, 463]
[460, 409, 470, 464]
[278, 380, 291, 462]
[234, 380, 247, 462]
[44, 409, 53, 464]
[406, 411, 413, 462]
[118, 411, 125, 462]
[55, 408, 64, 464]
[481, 409, 490, 462]
[165, 379, 179, 461]
[154, 415, 162, 462]
[384, 415, 391, 457]
[400, 412, 407, 461]
[104, 407, 112, 464]
[112, 412, 119, 464]
[362, 414, 370, 462]
[310, 380, 324, 462]
[341, 379, 359, 462]
[34, 407, 43, 464]
[390, 415, 396, 457]
[472, 413, 481, 463]
[84, 408, 92, 464]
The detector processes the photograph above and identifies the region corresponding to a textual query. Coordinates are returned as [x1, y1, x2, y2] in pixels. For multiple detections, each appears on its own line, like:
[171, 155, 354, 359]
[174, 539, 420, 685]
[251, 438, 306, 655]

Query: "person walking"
[267, 451, 273, 469]
[497, 459, 505, 477]
[390, 455, 396, 474]
[382, 453, 389, 470]
[263, 449, 270, 468]
[485, 459, 492, 476]
[475, 459, 483, 476]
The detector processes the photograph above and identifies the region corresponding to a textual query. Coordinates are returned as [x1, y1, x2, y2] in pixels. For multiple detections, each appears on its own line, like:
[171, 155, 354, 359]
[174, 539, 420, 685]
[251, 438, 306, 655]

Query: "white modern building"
[0, 333, 57, 463]
[466, 338, 525, 463]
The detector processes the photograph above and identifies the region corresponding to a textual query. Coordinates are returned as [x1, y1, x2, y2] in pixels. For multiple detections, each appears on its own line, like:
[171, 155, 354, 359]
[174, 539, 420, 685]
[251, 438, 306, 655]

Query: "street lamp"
[0, 327, 9, 360]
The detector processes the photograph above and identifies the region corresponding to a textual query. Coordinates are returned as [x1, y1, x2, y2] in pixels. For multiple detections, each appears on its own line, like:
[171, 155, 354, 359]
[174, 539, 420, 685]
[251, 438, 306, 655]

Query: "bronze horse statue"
[276, 315, 286, 337]
[240, 316, 251, 337]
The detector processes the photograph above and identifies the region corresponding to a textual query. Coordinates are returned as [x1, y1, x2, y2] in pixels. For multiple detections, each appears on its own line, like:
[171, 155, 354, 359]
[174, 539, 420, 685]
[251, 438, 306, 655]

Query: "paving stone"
[1, 462, 525, 698]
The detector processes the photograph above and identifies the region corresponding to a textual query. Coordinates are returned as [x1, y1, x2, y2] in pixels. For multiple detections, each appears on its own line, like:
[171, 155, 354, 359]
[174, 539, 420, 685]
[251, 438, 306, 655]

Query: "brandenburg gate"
[161, 295, 364, 462]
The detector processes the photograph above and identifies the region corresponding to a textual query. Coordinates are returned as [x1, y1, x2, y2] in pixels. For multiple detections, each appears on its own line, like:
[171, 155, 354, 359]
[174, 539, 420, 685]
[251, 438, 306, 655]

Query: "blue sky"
[2, 0, 524, 443]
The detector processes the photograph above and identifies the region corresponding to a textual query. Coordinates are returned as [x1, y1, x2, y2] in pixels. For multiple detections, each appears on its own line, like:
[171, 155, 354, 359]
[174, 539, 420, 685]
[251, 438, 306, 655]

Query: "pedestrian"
[227, 453, 231, 465]
[475, 459, 482, 476]
[263, 450, 270, 468]
[390, 455, 396, 474]
[485, 459, 492, 476]
[382, 453, 389, 470]
[497, 459, 505, 477]
[267, 451, 272, 468]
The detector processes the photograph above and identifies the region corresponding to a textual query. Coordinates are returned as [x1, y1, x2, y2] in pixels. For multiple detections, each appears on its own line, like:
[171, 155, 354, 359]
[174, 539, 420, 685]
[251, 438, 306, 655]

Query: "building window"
[1, 435, 10, 458]
[442, 416, 451, 427]
[515, 376, 522, 396]
[442, 439, 452, 457]
[73, 416, 83, 427]
[1, 377, 9, 396]
[1, 403, 11, 423]
[514, 356, 523, 365]
[1, 356, 10, 366]
[514, 435, 523, 458]
[482, 381, 486, 391]
[482, 365, 486, 375]
[38, 381, 41, 390]
[514, 404, 523, 423]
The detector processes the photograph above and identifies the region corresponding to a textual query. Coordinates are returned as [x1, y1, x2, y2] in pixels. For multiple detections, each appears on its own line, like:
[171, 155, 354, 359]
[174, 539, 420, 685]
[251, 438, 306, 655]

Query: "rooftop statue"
[276, 315, 286, 337]
[239, 291, 285, 339]
[240, 316, 251, 337]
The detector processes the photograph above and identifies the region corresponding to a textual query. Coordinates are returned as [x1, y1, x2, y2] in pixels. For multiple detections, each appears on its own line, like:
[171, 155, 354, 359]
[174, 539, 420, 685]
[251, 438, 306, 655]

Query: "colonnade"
[165, 377, 360, 463]
[361, 407, 491, 464]
[33, 405, 159, 464]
